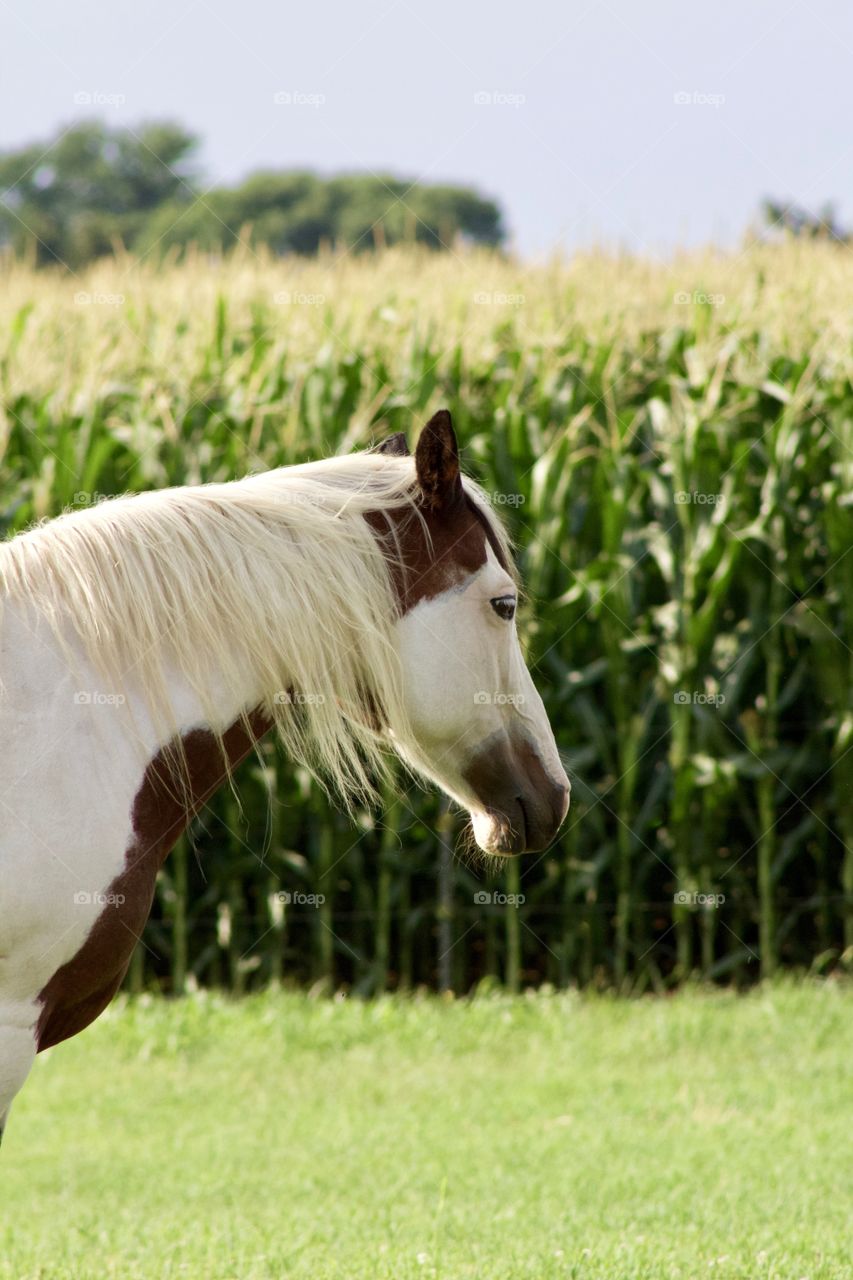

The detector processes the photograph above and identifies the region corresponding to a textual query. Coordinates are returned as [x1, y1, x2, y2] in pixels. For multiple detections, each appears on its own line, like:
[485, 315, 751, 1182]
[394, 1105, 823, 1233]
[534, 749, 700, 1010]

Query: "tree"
[136, 171, 504, 258]
[761, 198, 849, 242]
[0, 121, 199, 266]
[0, 122, 506, 266]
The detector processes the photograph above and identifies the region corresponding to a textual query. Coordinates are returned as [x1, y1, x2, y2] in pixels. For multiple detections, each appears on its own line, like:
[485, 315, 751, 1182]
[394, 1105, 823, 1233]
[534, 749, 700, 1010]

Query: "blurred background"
[2, 0, 852, 994]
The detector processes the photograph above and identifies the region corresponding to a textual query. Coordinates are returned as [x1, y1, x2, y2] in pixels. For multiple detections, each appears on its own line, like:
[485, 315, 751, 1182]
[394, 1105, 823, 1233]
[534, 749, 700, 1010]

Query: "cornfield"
[2, 242, 851, 993]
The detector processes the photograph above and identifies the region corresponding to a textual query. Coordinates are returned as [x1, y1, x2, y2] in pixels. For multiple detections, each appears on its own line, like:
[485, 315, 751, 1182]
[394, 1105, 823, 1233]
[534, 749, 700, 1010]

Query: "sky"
[2, 0, 852, 257]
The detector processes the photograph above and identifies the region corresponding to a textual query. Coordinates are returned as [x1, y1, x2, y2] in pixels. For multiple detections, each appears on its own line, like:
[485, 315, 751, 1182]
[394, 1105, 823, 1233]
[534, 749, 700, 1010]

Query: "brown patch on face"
[35, 710, 271, 1051]
[366, 493, 508, 615]
[467, 498, 512, 576]
[367, 408, 512, 612]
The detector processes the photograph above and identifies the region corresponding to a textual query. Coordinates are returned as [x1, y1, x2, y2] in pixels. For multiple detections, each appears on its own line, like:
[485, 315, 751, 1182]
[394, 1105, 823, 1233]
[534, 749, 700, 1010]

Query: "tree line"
[0, 121, 505, 267]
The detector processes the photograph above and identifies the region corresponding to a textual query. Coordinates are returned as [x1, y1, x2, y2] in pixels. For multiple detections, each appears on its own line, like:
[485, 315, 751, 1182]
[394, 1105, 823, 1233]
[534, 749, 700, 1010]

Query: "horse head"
[374, 411, 570, 855]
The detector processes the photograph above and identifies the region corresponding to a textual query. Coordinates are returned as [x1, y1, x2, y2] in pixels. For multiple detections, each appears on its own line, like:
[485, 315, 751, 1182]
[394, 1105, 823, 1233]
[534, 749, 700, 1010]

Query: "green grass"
[2, 984, 852, 1278]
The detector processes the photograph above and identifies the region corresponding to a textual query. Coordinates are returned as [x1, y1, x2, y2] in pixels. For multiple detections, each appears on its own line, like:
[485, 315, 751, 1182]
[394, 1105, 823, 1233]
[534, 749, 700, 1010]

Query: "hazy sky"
[3, 0, 851, 256]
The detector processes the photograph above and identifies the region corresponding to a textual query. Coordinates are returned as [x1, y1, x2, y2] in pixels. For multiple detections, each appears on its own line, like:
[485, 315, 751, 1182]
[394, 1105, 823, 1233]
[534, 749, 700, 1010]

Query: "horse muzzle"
[463, 733, 570, 855]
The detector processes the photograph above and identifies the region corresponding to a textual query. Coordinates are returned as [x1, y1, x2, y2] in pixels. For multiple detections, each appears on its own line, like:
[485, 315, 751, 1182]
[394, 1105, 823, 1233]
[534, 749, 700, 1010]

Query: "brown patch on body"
[35, 710, 271, 1051]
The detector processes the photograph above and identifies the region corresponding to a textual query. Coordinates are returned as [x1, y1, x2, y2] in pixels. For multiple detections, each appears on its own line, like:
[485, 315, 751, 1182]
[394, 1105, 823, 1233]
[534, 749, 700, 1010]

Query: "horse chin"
[470, 804, 527, 857]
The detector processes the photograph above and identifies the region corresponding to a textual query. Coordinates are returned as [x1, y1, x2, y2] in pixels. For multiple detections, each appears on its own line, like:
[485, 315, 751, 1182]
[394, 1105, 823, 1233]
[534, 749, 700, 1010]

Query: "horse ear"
[372, 432, 410, 457]
[415, 409, 463, 512]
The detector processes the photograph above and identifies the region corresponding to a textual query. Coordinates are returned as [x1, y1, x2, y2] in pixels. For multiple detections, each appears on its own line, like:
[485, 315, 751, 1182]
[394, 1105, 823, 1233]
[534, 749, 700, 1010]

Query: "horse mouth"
[463, 736, 570, 855]
[474, 798, 528, 856]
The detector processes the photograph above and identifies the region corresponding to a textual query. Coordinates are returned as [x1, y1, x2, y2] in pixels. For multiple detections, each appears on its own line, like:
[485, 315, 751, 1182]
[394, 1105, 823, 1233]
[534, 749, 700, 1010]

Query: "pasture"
[2, 983, 852, 1279]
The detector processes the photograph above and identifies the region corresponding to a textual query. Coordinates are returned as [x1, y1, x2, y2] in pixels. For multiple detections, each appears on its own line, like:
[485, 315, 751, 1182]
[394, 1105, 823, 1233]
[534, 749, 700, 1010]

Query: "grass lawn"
[1, 983, 851, 1279]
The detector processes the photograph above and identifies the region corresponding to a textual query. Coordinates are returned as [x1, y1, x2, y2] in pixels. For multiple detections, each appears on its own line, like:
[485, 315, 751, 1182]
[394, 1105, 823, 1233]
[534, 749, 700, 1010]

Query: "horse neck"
[23, 595, 270, 784]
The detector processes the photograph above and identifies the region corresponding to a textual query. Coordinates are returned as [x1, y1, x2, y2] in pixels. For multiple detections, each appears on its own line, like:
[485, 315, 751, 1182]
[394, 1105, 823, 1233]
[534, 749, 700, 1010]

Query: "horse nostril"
[515, 796, 529, 847]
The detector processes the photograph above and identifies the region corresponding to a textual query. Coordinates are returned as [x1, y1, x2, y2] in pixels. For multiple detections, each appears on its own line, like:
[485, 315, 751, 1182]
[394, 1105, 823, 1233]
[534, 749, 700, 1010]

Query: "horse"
[0, 409, 569, 1143]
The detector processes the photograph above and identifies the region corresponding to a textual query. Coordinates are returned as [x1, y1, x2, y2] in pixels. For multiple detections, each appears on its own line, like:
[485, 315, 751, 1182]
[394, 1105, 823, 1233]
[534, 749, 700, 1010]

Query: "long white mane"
[0, 451, 509, 805]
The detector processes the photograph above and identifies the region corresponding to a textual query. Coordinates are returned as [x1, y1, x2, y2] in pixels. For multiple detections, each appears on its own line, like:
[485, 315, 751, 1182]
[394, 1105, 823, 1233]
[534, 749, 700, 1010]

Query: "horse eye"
[490, 596, 516, 621]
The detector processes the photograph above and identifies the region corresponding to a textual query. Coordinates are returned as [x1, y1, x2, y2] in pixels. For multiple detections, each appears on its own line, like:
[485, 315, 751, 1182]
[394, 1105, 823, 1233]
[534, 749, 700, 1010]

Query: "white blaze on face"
[392, 545, 569, 849]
